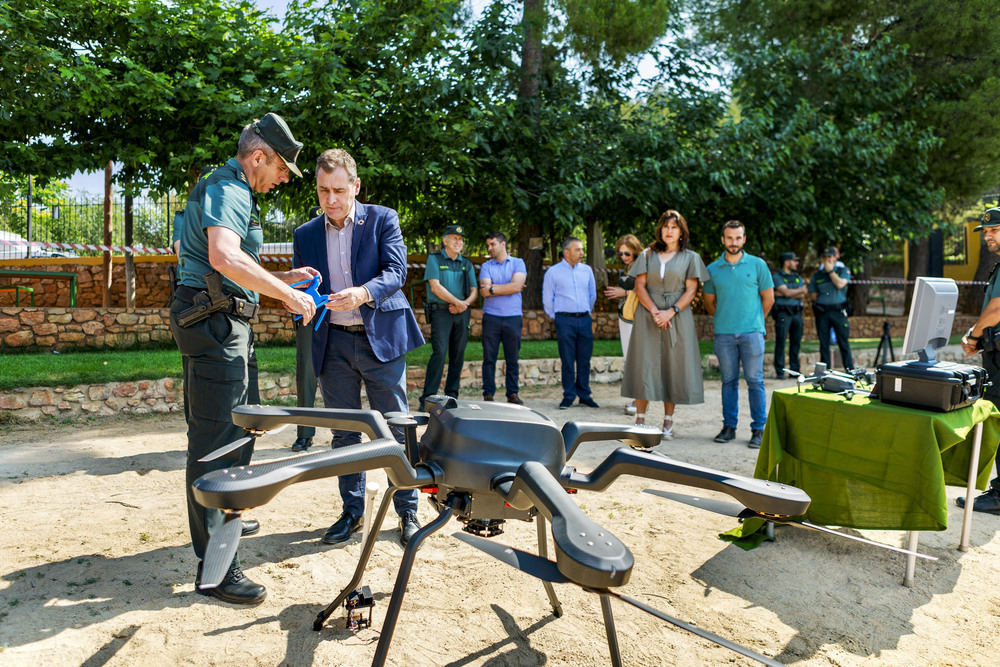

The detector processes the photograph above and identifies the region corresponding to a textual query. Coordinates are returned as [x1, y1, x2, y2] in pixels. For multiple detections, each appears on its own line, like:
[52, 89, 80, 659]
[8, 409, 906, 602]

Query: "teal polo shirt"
[808, 266, 851, 306]
[773, 270, 805, 307]
[177, 158, 263, 303]
[984, 266, 1000, 312]
[424, 251, 475, 304]
[703, 252, 774, 334]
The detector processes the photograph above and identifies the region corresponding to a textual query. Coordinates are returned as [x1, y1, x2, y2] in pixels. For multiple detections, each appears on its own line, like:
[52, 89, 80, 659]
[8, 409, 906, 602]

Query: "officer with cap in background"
[958, 207, 1000, 514]
[772, 251, 806, 379]
[419, 224, 477, 410]
[808, 246, 854, 370]
[170, 112, 318, 605]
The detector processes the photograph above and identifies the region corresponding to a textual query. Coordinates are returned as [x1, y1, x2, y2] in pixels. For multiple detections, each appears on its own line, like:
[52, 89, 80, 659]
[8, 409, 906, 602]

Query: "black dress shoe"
[956, 489, 1000, 514]
[291, 437, 313, 453]
[323, 511, 363, 544]
[579, 397, 600, 408]
[196, 561, 267, 606]
[399, 511, 421, 547]
[558, 398, 574, 410]
[714, 425, 737, 443]
[241, 519, 260, 536]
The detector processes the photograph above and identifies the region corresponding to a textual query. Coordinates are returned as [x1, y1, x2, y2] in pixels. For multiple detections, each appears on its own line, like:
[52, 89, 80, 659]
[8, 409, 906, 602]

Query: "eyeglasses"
[618, 251, 633, 257]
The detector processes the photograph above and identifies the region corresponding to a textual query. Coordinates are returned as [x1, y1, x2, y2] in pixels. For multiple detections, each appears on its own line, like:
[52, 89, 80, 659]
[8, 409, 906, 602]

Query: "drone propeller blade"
[645, 489, 937, 561]
[643, 488, 745, 518]
[452, 533, 571, 584]
[602, 591, 784, 667]
[198, 436, 254, 463]
[199, 512, 243, 588]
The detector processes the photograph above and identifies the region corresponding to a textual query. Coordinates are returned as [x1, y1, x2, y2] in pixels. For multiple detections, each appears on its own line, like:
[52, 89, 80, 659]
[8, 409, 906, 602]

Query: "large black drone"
[192, 396, 814, 665]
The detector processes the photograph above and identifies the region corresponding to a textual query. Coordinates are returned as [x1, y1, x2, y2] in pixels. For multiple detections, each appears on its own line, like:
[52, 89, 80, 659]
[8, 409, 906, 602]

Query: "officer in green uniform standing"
[958, 207, 1000, 514]
[170, 113, 318, 605]
[418, 224, 477, 410]
[808, 246, 854, 370]
[772, 251, 806, 378]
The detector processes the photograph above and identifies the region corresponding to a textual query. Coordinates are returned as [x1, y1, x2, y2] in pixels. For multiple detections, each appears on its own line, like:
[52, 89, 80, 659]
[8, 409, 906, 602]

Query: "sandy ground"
[1, 379, 999, 666]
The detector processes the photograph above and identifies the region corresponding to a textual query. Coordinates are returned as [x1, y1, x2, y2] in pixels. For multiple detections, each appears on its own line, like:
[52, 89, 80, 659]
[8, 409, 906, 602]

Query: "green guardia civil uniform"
[169, 158, 262, 561]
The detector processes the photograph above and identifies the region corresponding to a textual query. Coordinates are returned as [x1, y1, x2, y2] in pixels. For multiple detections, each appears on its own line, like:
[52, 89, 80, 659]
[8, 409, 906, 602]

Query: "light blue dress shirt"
[542, 259, 596, 319]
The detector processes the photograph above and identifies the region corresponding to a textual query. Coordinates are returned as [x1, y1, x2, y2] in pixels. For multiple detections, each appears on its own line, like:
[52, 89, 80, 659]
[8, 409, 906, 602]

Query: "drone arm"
[494, 461, 633, 588]
[231, 405, 395, 441]
[561, 422, 661, 459]
[192, 440, 432, 510]
[563, 447, 810, 518]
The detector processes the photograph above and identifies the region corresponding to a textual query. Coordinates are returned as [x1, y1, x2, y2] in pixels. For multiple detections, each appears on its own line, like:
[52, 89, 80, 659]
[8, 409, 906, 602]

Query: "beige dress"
[622, 248, 708, 403]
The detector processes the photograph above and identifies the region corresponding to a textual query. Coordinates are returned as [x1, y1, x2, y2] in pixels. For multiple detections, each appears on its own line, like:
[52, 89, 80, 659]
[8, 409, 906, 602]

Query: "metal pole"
[26, 175, 32, 258]
[960, 421, 983, 552]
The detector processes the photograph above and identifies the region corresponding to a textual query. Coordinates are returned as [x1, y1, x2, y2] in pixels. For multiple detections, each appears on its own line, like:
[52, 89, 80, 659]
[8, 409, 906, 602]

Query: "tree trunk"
[102, 162, 113, 307]
[518, 224, 544, 310]
[519, 0, 544, 100]
[124, 182, 135, 310]
[905, 239, 930, 315]
[586, 218, 607, 290]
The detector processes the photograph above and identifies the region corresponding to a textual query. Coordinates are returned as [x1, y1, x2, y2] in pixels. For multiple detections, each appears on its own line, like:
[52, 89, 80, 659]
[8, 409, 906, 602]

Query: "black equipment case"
[873, 360, 986, 412]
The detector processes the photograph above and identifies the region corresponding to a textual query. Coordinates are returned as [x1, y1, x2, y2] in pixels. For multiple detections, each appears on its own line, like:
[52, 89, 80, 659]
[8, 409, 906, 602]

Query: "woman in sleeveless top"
[622, 210, 708, 439]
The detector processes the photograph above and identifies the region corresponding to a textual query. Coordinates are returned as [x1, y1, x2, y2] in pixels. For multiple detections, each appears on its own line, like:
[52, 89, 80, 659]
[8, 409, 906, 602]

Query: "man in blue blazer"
[293, 148, 425, 546]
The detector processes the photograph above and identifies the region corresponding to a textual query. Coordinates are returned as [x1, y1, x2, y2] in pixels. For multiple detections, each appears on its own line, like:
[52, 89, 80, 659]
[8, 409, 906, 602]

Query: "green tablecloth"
[754, 388, 1000, 531]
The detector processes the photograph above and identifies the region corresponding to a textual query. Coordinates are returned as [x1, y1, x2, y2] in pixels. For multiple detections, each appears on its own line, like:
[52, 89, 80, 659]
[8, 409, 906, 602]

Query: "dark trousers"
[481, 313, 522, 397]
[295, 320, 316, 440]
[420, 306, 471, 403]
[982, 353, 1000, 493]
[170, 303, 258, 562]
[773, 308, 803, 375]
[316, 327, 418, 517]
[554, 313, 593, 401]
[814, 305, 854, 370]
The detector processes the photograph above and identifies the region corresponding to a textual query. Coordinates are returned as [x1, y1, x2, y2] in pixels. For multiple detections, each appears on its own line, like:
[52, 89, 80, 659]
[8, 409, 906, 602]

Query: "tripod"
[874, 321, 895, 366]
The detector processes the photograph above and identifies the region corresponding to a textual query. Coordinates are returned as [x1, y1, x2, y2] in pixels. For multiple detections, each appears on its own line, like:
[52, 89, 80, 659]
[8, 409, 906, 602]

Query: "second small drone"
[192, 397, 811, 666]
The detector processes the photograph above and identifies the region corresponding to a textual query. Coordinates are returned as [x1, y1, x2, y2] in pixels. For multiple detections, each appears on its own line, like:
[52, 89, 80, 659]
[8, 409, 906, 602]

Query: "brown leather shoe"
[482, 394, 494, 401]
[506, 393, 524, 405]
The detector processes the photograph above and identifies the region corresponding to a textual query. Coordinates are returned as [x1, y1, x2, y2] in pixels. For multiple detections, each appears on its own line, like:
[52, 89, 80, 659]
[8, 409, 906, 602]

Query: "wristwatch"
[672, 305, 680, 315]
[489, 285, 494, 295]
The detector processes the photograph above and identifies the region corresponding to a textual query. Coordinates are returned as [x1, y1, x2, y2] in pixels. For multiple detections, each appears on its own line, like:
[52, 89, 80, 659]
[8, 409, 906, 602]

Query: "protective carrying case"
[873, 360, 986, 412]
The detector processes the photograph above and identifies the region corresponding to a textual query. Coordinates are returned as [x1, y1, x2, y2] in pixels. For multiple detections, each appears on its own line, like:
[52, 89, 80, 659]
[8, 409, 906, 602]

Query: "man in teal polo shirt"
[703, 220, 774, 448]
[419, 224, 477, 410]
[958, 207, 1000, 514]
[170, 113, 318, 605]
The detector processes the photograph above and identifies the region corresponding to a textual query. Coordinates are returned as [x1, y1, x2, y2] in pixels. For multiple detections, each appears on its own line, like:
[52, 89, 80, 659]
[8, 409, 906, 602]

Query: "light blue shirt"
[703, 251, 773, 334]
[542, 259, 596, 319]
[480, 255, 527, 317]
[324, 201, 363, 326]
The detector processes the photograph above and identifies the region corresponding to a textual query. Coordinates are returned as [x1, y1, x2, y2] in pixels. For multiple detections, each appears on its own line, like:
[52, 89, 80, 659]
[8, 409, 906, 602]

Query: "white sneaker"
[624, 402, 637, 416]
[662, 418, 674, 440]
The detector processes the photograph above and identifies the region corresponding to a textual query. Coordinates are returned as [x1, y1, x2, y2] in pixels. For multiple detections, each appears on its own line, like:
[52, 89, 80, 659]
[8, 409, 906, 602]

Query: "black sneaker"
[956, 489, 1000, 514]
[713, 425, 736, 443]
[558, 398, 574, 410]
[291, 437, 313, 453]
[579, 397, 600, 409]
[196, 561, 267, 606]
[748, 429, 763, 449]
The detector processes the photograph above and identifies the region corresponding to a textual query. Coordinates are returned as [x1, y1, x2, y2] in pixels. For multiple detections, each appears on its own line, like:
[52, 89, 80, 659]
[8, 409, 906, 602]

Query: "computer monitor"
[901, 277, 959, 364]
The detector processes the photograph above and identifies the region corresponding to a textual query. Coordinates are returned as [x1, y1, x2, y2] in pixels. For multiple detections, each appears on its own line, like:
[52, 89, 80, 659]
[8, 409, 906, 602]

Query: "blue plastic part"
[291, 276, 329, 330]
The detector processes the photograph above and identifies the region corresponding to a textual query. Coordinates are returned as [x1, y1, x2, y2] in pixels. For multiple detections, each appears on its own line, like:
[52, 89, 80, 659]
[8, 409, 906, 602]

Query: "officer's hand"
[451, 301, 468, 314]
[961, 335, 978, 356]
[285, 289, 316, 324]
[326, 286, 369, 311]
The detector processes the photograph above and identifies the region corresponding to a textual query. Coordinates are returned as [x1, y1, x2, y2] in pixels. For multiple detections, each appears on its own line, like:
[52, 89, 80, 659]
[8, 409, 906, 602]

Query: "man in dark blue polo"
[772, 251, 806, 379]
[808, 246, 854, 370]
[419, 225, 477, 410]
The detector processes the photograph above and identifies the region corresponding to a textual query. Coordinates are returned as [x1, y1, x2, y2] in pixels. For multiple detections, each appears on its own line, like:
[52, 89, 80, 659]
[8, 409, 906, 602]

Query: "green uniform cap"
[253, 113, 303, 177]
[974, 207, 1000, 232]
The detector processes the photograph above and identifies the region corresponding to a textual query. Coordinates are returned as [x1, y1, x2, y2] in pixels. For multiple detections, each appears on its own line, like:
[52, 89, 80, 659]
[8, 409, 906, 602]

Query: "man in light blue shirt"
[542, 237, 599, 409]
[703, 220, 775, 449]
[479, 231, 527, 404]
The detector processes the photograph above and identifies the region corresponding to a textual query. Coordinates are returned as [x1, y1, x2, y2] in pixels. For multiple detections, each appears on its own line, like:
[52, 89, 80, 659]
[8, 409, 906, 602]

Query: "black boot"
[196, 561, 267, 605]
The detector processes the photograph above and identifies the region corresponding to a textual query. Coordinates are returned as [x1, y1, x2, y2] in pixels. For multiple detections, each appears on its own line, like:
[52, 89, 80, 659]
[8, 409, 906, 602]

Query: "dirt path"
[1, 380, 998, 666]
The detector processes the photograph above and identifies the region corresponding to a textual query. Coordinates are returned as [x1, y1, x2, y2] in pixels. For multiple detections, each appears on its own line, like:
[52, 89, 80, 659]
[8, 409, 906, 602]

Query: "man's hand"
[961, 333, 979, 356]
[284, 266, 321, 285]
[284, 289, 317, 324]
[449, 301, 469, 314]
[326, 286, 370, 312]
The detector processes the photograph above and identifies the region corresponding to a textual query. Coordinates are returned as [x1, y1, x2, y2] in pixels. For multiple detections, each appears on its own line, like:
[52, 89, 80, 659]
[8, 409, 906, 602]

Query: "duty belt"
[174, 285, 260, 320]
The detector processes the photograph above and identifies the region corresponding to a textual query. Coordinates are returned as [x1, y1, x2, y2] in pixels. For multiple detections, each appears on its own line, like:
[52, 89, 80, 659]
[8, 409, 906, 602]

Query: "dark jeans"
[481, 313, 522, 397]
[773, 308, 803, 375]
[554, 313, 593, 401]
[814, 304, 854, 369]
[170, 302, 258, 562]
[316, 327, 419, 517]
[295, 320, 316, 440]
[983, 354, 1000, 493]
[420, 306, 471, 404]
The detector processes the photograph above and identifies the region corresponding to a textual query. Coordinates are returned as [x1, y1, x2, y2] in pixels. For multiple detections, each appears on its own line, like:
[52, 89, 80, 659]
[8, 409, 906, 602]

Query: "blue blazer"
[293, 202, 425, 376]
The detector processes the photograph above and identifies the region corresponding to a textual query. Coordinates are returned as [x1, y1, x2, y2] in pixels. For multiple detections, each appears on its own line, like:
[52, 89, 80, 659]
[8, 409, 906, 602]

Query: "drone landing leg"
[535, 516, 563, 617]
[371, 494, 459, 667]
[599, 593, 623, 667]
[314, 486, 397, 631]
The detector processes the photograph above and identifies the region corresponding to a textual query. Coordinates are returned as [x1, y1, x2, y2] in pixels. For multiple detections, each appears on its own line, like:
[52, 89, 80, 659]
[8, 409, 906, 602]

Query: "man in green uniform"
[958, 207, 1000, 514]
[418, 224, 477, 410]
[170, 113, 319, 605]
[808, 246, 854, 370]
[772, 251, 806, 379]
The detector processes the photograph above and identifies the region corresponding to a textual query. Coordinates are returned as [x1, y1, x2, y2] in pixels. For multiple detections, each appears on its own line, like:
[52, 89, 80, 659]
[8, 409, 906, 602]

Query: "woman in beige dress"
[622, 210, 708, 439]
[604, 233, 643, 416]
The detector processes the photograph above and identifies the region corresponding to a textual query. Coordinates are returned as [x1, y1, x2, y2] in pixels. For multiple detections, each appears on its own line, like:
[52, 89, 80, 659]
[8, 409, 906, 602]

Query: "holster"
[176, 272, 259, 327]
